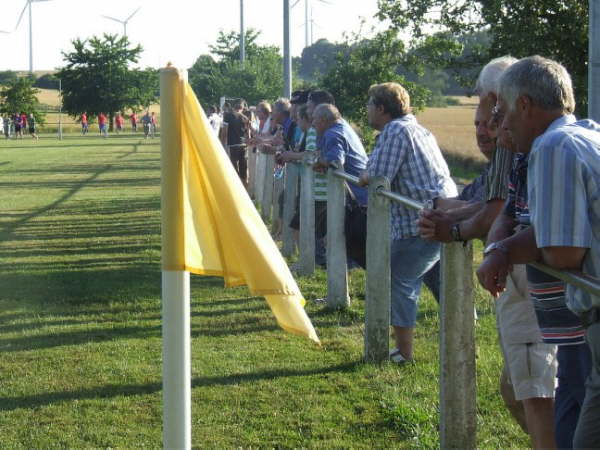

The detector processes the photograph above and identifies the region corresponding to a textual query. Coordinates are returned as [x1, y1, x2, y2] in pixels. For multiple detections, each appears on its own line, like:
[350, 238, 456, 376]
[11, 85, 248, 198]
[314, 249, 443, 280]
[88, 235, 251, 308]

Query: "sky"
[0, 0, 385, 72]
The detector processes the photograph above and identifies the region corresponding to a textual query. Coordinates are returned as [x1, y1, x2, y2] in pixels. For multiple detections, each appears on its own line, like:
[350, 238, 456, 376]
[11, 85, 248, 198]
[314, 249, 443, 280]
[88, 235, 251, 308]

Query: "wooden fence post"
[272, 167, 284, 235]
[439, 241, 476, 449]
[261, 154, 275, 221]
[298, 153, 316, 276]
[364, 177, 391, 363]
[326, 168, 349, 309]
[282, 163, 299, 256]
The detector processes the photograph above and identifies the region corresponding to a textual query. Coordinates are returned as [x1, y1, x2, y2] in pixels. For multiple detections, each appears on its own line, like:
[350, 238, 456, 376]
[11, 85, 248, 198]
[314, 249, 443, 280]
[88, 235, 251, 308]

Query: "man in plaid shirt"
[360, 82, 457, 364]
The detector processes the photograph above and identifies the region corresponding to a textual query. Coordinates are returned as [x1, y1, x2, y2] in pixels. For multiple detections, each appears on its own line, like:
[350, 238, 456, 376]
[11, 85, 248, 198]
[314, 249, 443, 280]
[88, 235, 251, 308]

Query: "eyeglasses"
[491, 105, 505, 125]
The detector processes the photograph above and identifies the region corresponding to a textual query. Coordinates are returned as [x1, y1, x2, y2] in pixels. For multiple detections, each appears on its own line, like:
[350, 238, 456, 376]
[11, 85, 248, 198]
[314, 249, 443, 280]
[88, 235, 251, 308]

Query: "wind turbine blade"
[291, 0, 301, 7]
[126, 6, 141, 22]
[14, 2, 28, 31]
[103, 15, 125, 24]
[317, 0, 333, 4]
[0, 30, 10, 34]
[32, 0, 54, 3]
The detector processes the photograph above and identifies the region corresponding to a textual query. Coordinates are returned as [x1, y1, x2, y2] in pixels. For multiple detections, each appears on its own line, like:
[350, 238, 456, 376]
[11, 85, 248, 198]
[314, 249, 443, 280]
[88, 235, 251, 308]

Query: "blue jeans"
[555, 344, 592, 449]
[390, 236, 441, 327]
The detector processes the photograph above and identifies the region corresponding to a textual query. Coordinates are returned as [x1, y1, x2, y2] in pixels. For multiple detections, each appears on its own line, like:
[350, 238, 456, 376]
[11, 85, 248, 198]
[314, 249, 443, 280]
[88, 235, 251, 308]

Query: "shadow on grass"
[0, 361, 360, 412]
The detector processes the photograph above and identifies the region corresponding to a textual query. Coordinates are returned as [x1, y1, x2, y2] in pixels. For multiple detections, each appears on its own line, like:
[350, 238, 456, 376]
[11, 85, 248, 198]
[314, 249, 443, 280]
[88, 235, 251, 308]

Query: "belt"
[579, 308, 600, 328]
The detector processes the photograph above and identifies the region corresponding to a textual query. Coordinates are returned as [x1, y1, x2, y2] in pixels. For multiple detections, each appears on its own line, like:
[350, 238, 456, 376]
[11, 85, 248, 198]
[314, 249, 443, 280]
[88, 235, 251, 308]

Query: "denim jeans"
[390, 236, 441, 327]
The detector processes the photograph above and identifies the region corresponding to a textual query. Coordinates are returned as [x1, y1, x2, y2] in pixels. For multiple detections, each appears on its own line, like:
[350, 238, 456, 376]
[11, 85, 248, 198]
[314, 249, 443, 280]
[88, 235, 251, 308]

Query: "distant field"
[417, 96, 483, 163]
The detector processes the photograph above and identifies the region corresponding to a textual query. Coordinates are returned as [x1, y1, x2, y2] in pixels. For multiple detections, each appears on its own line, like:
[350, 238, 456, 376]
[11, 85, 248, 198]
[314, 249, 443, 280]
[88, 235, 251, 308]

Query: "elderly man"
[360, 82, 457, 363]
[477, 55, 600, 449]
[312, 103, 368, 205]
[419, 57, 561, 447]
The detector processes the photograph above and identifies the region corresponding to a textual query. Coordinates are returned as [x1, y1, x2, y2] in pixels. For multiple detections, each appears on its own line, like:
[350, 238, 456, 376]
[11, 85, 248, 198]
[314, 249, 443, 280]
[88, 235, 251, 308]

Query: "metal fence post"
[282, 162, 299, 256]
[326, 168, 349, 309]
[364, 177, 391, 363]
[298, 153, 316, 275]
[439, 241, 476, 449]
[261, 154, 275, 221]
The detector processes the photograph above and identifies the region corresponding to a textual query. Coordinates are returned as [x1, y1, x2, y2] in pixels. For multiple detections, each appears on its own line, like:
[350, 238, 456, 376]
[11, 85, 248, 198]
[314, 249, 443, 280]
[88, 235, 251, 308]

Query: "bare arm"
[458, 199, 505, 241]
[542, 247, 587, 270]
[487, 209, 517, 243]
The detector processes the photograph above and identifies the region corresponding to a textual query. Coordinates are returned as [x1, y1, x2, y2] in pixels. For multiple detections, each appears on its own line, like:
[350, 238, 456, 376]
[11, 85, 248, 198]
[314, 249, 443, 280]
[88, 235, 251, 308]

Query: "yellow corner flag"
[160, 66, 319, 344]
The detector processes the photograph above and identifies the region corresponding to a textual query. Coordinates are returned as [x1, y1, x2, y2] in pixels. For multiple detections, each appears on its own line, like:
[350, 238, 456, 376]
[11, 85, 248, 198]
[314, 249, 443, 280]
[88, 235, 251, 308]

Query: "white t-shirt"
[208, 113, 222, 134]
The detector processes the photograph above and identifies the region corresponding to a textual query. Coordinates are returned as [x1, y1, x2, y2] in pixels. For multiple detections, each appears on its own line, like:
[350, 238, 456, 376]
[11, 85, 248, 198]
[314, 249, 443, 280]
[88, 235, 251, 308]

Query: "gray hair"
[313, 103, 341, 123]
[498, 55, 575, 114]
[475, 55, 518, 97]
[273, 98, 291, 114]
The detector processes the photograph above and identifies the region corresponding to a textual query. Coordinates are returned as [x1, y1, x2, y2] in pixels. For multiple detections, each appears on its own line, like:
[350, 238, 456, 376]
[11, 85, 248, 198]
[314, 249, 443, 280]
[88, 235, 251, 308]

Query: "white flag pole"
[160, 66, 192, 450]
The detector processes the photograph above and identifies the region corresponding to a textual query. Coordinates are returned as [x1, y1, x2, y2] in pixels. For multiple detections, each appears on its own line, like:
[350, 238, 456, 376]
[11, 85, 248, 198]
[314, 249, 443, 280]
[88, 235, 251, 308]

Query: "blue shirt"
[367, 115, 457, 239]
[528, 115, 600, 314]
[319, 120, 368, 205]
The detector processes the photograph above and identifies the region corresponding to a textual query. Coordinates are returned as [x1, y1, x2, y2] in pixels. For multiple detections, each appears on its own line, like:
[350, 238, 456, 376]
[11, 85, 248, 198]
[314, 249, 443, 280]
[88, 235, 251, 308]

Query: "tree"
[377, 0, 589, 113]
[189, 29, 284, 106]
[297, 39, 348, 81]
[58, 34, 158, 128]
[0, 71, 19, 86]
[33, 73, 60, 90]
[321, 30, 430, 124]
[0, 77, 44, 122]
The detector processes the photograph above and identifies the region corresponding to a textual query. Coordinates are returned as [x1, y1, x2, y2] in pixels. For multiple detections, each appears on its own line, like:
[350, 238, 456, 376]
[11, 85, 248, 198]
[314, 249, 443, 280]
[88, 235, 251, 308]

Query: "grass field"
[0, 133, 530, 447]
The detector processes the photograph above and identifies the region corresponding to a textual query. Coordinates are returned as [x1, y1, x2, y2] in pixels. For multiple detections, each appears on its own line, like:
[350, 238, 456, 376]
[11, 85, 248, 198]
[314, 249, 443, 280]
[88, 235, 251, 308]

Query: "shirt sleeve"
[367, 127, 406, 181]
[528, 138, 593, 249]
[486, 146, 512, 201]
[322, 131, 346, 165]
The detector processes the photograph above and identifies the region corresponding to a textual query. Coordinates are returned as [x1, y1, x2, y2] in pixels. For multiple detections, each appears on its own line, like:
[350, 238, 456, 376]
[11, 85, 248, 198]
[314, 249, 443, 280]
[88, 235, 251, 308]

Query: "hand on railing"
[417, 209, 455, 243]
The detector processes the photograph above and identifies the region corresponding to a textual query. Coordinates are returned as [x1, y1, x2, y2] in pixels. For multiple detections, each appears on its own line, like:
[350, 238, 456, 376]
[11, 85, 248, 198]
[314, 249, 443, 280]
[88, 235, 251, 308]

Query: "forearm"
[443, 201, 483, 222]
[501, 227, 541, 264]
[487, 211, 517, 243]
[458, 199, 505, 241]
[435, 197, 466, 211]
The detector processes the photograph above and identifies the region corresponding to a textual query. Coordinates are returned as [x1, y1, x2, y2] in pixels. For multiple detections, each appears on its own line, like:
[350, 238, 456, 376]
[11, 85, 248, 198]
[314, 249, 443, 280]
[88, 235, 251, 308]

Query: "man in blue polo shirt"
[311, 103, 368, 205]
[477, 55, 600, 449]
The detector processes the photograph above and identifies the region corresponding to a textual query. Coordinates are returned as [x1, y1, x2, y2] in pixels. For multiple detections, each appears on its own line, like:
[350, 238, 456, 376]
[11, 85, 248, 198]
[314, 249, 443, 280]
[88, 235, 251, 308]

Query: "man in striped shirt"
[361, 82, 457, 364]
[477, 55, 600, 449]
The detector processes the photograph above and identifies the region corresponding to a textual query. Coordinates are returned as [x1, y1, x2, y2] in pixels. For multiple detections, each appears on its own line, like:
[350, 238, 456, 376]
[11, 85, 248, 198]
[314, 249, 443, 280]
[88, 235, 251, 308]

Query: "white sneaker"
[389, 348, 413, 364]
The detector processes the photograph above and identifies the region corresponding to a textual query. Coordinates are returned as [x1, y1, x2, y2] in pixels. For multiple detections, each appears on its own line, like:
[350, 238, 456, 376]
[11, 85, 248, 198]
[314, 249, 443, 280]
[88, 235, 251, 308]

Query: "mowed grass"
[0, 133, 528, 448]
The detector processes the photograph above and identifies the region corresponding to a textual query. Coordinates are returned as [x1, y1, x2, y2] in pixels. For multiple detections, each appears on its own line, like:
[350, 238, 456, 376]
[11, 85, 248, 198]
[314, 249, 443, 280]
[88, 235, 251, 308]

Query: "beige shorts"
[500, 339, 557, 401]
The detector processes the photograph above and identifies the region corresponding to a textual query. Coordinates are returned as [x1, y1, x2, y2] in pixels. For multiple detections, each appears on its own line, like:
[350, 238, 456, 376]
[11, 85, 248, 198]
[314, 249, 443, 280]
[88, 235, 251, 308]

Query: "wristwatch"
[450, 223, 462, 242]
[483, 241, 509, 257]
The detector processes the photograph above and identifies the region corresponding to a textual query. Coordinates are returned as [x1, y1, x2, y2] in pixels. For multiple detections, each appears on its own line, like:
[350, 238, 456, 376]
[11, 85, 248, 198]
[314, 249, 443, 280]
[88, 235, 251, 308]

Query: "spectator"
[359, 82, 456, 364]
[14, 113, 22, 139]
[115, 113, 124, 134]
[28, 113, 38, 140]
[141, 111, 152, 139]
[421, 57, 559, 448]
[98, 112, 108, 138]
[81, 112, 89, 135]
[130, 111, 137, 132]
[150, 112, 157, 138]
[477, 55, 600, 449]
[223, 99, 250, 186]
[208, 105, 222, 135]
[312, 103, 368, 205]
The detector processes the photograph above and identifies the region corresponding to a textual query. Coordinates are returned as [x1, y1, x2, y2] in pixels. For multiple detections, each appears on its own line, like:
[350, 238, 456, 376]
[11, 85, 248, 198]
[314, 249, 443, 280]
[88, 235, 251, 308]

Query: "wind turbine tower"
[102, 7, 141, 37]
[14, 0, 53, 73]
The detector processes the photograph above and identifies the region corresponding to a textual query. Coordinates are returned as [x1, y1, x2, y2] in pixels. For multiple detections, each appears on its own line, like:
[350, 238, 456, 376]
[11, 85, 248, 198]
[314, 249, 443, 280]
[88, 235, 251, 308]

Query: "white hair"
[312, 103, 341, 123]
[498, 55, 575, 114]
[475, 55, 518, 97]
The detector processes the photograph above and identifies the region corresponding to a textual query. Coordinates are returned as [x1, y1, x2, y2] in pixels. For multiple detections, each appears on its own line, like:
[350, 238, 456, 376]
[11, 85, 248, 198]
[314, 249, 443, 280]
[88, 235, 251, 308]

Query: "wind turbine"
[14, 0, 53, 73]
[102, 6, 141, 37]
[292, 0, 331, 48]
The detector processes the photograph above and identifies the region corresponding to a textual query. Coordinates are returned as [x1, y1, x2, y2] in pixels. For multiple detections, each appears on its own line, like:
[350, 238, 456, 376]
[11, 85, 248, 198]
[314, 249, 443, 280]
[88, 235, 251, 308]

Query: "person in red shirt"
[98, 113, 108, 138]
[115, 112, 124, 134]
[21, 113, 27, 130]
[130, 112, 137, 132]
[81, 112, 89, 135]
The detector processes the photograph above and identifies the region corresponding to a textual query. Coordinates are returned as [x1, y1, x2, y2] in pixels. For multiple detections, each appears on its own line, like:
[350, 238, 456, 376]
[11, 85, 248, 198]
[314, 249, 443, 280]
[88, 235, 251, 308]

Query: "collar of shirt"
[381, 114, 416, 135]
[544, 114, 576, 134]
